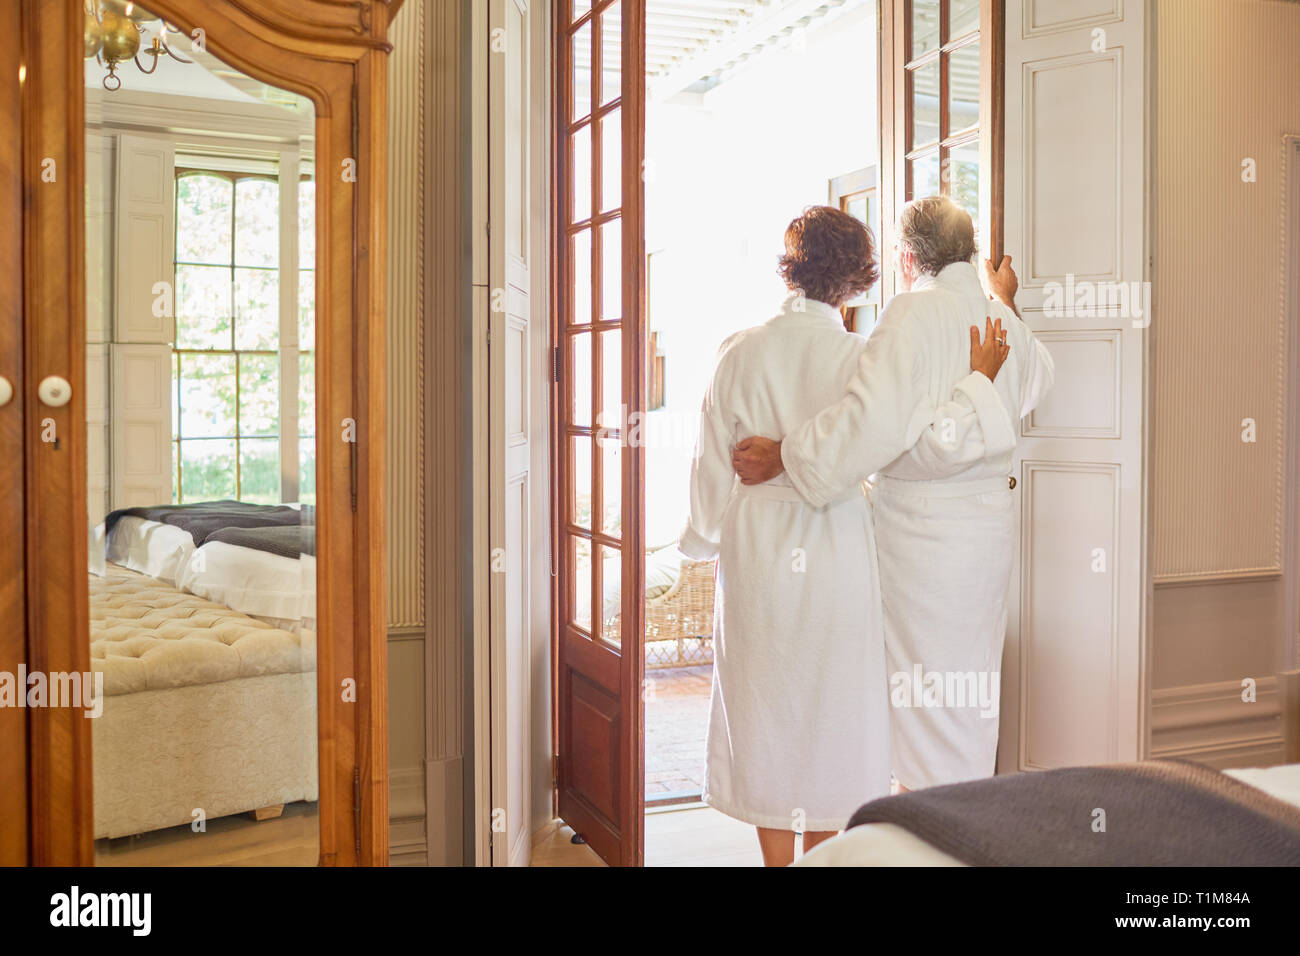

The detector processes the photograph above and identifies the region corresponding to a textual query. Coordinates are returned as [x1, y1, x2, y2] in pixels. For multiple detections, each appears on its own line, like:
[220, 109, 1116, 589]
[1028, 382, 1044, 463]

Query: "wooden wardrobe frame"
[17, 0, 395, 865]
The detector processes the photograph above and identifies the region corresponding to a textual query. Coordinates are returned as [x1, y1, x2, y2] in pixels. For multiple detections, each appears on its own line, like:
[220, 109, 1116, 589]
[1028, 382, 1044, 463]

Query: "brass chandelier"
[83, 1, 192, 91]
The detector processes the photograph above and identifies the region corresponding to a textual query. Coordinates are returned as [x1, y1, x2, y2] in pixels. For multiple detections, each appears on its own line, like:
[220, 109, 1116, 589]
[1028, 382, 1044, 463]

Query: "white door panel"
[488, 0, 535, 867]
[1001, 0, 1150, 771]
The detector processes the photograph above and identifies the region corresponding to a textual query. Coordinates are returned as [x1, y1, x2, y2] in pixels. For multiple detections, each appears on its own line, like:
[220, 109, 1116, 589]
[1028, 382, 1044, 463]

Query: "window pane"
[571, 330, 591, 427]
[572, 0, 591, 22]
[176, 174, 232, 265]
[239, 353, 279, 437]
[600, 432, 621, 538]
[571, 229, 592, 325]
[600, 1, 621, 106]
[571, 435, 592, 529]
[178, 352, 236, 438]
[910, 58, 940, 148]
[948, 43, 980, 133]
[239, 438, 280, 503]
[176, 264, 232, 349]
[911, 0, 939, 58]
[234, 178, 279, 267]
[234, 267, 279, 350]
[572, 122, 592, 224]
[179, 438, 236, 502]
[600, 109, 621, 213]
[948, 141, 981, 228]
[572, 20, 592, 120]
[298, 179, 316, 270]
[950, 0, 981, 39]
[600, 218, 621, 321]
[299, 269, 315, 348]
[598, 544, 620, 647]
[911, 151, 941, 200]
[298, 437, 316, 506]
[299, 351, 315, 434]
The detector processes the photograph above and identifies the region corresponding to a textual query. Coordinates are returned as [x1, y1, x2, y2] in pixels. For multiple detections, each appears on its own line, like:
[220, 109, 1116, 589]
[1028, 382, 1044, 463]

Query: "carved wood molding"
[21, 0, 393, 865]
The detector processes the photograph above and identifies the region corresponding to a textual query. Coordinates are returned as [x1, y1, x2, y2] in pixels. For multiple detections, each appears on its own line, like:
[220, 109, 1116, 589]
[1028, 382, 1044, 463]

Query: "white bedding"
[103, 515, 195, 584]
[99, 513, 315, 624]
[177, 541, 317, 623]
[794, 763, 1300, 867]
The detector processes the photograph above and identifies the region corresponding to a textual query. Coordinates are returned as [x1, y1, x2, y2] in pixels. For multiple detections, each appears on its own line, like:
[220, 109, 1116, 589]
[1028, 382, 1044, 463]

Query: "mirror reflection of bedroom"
[84, 1, 319, 865]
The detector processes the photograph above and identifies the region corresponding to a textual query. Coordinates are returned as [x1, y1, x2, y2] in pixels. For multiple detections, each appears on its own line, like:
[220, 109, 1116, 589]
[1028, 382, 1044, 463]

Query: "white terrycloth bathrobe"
[678, 292, 1012, 831]
[781, 262, 1055, 791]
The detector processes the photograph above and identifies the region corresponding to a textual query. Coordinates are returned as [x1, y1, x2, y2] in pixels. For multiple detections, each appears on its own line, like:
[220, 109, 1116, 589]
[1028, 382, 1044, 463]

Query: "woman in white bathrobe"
[678, 206, 1012, 866]
[735, 197, 1054, 794]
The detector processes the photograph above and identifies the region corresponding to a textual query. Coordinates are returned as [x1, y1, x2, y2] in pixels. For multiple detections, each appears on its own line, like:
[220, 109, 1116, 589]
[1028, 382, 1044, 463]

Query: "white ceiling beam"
[649, 0, 851, 99]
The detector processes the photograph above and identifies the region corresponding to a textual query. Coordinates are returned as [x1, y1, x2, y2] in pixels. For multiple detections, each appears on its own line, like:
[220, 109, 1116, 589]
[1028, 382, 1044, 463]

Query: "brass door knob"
[1009, 475, 1017, 490]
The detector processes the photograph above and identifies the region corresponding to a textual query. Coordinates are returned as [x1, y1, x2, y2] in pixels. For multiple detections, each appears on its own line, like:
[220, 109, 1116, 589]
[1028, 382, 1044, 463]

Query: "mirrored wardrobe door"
[1, 24, 28, 865]
[83, 0, 320, 865]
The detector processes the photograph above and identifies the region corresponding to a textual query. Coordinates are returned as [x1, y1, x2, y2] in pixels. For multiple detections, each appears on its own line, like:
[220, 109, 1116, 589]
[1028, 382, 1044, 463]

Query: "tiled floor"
[644, 664, 712, 799]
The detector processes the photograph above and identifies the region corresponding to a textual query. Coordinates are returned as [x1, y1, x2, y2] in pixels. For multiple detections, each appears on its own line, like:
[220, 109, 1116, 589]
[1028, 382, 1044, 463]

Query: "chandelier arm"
[160, 41, 194, 65]
[133, 50, 161, 75]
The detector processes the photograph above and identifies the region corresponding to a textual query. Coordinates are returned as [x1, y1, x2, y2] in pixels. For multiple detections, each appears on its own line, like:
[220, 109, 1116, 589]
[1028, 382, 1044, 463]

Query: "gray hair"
[897, 195, 977, 276]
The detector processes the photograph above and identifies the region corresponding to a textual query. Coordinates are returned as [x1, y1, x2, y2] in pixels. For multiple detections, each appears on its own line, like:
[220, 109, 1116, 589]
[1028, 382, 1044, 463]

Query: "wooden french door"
[880, 0, 1003, 296]
[553, 0, 646, 867]
[0, 13, 28, 865]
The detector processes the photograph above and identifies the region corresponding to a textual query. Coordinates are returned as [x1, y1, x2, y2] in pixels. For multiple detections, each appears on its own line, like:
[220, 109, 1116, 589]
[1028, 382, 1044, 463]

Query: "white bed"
[90, 564, 318, 840]
[794, 763, 1300, 866]
[96, 512, 316, 627]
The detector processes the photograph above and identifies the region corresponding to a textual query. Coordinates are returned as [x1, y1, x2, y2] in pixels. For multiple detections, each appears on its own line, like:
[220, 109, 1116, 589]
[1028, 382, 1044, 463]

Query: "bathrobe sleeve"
[678, 347, 738, 561]
[1019, 331, 1056, 418]
[780, 306, 1015, 507]
[902, 372, 1018, 477]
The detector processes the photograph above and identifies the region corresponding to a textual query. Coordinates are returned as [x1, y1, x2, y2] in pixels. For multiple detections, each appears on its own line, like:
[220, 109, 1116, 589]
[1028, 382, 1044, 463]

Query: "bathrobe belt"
[872, 473, 1015, 498]
[733, 480, 866, 510]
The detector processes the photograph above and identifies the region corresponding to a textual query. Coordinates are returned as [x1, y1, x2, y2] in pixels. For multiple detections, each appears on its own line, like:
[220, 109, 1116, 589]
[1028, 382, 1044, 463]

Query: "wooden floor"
[94, 801, 319, 867]
[530, 805, 764, 867]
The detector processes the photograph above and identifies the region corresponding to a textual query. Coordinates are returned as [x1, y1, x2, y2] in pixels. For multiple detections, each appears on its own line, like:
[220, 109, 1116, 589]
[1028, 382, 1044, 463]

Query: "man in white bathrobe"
[733, 195, 1054, 791]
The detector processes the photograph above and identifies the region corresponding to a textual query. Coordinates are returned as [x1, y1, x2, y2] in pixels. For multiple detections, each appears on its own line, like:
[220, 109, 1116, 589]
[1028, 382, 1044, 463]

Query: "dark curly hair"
[777, 205, 879, 308]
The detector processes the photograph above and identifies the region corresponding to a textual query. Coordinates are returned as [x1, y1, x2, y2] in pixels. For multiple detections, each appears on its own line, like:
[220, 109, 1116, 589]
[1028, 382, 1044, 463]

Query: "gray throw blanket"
[846, 759, 1300, 865]
[104, 500, 316, 558]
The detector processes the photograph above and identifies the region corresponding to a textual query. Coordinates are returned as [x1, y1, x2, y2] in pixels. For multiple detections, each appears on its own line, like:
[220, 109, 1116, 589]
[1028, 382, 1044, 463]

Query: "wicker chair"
[642, 554, 716, 668]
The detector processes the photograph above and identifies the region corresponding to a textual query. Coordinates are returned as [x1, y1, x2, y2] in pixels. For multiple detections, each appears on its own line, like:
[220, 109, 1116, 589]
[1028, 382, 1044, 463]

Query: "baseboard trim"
[1150, 677, 1286, 769]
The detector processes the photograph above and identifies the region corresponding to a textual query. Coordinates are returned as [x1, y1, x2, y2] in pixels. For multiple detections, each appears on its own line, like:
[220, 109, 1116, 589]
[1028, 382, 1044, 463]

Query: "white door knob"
[38, 375, 72, 408]
[0, 376, 11, 407]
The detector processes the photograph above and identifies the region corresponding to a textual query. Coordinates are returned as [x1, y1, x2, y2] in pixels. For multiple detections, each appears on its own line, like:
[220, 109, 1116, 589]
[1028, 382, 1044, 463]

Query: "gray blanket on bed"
[846, 759, 1300, 866]
[104, 500, 316, 557]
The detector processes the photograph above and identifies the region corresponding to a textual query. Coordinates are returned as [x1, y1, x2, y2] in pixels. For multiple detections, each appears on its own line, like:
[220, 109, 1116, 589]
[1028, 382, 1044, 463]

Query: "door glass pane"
[949, 0, 981, 40]
[910, 58, 940, 148]
[572, 20, 592, 120]
[600, 1, 622, 106]
[570, 331, 592, 427]
[600, 218, 622, 321]
[600, 433, 622, 538]
[947, 43, 980, 133]
[911, 151, 941, 199]
[598, 544, 622, 648]
[572, 122, 592, 224]
[571, 435, 593, 529]
[86, 3, 319, 866]
[948, 140, 981, 228]
[599, 328, 622, 431]
[571, 229, 592, 324]
[600, 109, 621, 213]
[911, 0, 940, 58]
[571, 536, 593, 632]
